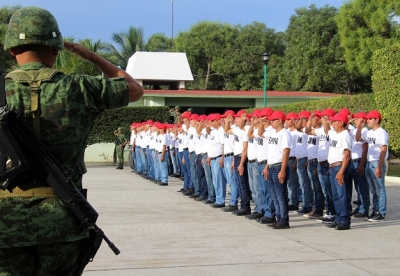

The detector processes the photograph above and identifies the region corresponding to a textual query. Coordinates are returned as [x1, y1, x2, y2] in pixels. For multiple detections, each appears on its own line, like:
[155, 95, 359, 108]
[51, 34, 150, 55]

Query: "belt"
[258, 160, 267, 165]
[329, 161, 342, 168]
[269, 162, 282, 168]
[319, 160, 328, 166]
[289, 156, 296, 161]
[224, 152, 234, 158]
[190, 151, 195, 154]
[308, 158, 318, 163]
[0, 186, 58, 198]
[248, 159, 257, 164]
[352, 158, 362, 162]
[210, 155, 222, 160]
[234, 154, 241, 157]
[183, 148, 188, 151]
[197, 153, 204, 157]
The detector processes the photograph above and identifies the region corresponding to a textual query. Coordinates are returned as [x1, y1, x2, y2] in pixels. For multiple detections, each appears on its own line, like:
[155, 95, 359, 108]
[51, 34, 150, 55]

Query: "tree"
[275, 5, 351, 93]
[105, 26, 145, 70]
[174, 21, 238, 90]
[0, 5, 21, 74]
[54, 37, 108, 76]
[336, 0, 400, 78]
[145, 33, 172, 52]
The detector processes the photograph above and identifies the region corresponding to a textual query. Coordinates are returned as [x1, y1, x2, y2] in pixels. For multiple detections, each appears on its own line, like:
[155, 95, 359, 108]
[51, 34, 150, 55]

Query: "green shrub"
[87, 106, 170, 146]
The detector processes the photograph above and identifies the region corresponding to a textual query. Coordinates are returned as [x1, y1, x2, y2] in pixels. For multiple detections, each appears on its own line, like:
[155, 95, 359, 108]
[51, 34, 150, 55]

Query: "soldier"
[114, 127, 128, 169]
[0, 6, 143, 275]
[169, 106, 181, 124]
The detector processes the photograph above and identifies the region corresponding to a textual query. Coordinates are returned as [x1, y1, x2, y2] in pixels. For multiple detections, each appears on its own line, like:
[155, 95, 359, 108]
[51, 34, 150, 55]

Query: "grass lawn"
[388, 163, 400, 177]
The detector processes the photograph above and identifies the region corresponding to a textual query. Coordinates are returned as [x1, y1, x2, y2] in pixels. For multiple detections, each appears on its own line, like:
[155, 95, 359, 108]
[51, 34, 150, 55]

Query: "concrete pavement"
[82, 165, 400, 276]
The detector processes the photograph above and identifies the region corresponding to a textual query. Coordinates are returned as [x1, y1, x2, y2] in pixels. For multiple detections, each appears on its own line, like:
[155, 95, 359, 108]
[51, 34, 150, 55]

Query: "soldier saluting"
[0, 6, 143, 275]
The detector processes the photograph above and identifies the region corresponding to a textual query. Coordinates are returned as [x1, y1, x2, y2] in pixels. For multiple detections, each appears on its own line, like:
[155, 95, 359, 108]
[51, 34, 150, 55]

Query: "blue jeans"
[196, 155, 208, 199]
[203, 155, 215, 202]
[175, 150, 181, 175]
[178, 151, 188, 189]
[350, 160, 370, 214]
[211, 156, 226, 205]
[189, 152, 199, 195]
[154, 151, 160, 181]
[296, 157, 313, 210]
[148, 149, 155, 179]
[365, 161, 387, 215]
[224, 155, 238, 206]
[318, 162, 335, 215]
[135, 147, 142, 172]
[268, 165, 290, 224]
[141, 147, 148, 174]
[248, 161, 262, 213]
[287, 158, 300, 206]
[182, 150, 193, 189]
[234, 155, 251, 211]
[258, 163, 275, 218]
[159, 152, 169, 183]
[170, 149, 179, 175]
[308, 159, 325, 213]
[329, 165, 351, 225]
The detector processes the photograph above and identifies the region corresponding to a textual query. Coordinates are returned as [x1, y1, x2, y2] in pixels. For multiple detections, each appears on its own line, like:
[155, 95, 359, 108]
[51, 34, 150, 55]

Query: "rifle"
[0, 78, 119, 271]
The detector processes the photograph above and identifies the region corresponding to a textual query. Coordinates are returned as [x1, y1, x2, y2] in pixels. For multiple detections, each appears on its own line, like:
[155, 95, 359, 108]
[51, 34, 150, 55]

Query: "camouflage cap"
[175, 106, 180, 110]
[117, 127, 123, 131]
[4, 6, 64, 50]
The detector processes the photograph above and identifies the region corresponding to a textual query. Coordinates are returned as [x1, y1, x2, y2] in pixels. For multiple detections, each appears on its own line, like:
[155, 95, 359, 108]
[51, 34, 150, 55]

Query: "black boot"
[116, 165, 121, 169]
[119, 162, 123, 169]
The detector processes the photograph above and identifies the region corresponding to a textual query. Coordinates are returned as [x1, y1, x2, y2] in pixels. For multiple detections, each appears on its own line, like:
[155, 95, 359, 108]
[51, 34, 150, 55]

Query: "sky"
[3, 0, 347, 44]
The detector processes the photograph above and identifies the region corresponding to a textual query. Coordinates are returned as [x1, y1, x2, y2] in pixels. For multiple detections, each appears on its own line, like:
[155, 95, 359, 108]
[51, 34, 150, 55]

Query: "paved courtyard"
[82, 165, 400, 276]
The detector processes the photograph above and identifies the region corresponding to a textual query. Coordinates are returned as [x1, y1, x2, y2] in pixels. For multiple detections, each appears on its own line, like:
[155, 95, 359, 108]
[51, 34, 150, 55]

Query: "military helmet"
[4, 6, 63, 50]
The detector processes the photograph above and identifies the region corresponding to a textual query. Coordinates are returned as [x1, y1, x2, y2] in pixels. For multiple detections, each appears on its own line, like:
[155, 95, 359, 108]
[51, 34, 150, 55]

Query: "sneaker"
[256, 216, 276, 225]
[288, 205, 299, 211]
[222, 205, 238, 212]
[317, 214, 335, 223]
[368, 213, 385, 222]
[364, 211, 377, 221]
[268, 222, 290, 229]
[335, 223, 350, 230]
[294, 208, 312, 215]
[304, 211, 323, 219]
[354, 212, 368, 218]
[245, 212, 263, 220]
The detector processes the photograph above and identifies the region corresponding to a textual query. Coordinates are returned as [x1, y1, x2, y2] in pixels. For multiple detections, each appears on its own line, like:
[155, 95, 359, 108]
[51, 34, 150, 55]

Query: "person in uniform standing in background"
[114, 127, 128, 169]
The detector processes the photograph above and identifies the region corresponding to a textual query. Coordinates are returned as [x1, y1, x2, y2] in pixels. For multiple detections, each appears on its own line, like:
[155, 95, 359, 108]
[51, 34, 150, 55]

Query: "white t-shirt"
[207, 126, 224, 158]
[169, 132, 176, 149]
[156, 133, 167, 152]
[188, 126, 196, 152]
[295, 128, 308, 159]
[289, 129, 298, 157]
[130, 130, 136, 146]
[149, 131, 157, 149]
[361, 127, 389, 161]
[194, 132, 205, 154]
[351, 127, 367, 159]
[232, 126, 248, 156]
[254, 126, 272, 162]
[177, 132, 184, 152]
[327, 130, 352, 164]
[247, 131, 258, 161]
[307, 130, 319, 160]
[315, 127, 330, 162]
[267, 128, 291, 165]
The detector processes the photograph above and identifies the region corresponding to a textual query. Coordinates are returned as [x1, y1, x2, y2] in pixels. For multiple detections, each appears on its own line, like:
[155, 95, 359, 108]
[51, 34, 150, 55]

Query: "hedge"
[372, 44, 400, 154]
[87, 106, 170, 146]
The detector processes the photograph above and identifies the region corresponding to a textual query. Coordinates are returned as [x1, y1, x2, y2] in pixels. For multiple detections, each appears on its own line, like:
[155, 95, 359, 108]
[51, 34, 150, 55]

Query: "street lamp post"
[262, 52, 270, 107]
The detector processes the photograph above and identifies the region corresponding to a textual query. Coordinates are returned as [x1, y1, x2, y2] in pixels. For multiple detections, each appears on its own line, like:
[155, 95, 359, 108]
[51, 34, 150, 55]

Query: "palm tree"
[105, 26, 145, 70]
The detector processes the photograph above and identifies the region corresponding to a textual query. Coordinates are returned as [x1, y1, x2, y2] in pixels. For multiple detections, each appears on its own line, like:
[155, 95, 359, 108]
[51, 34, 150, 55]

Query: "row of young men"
[129, 108, 389, 230]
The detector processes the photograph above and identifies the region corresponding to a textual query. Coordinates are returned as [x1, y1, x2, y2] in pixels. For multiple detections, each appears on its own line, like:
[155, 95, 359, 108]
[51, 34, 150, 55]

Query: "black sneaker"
[245, 212, 263, 220]
[202, 199, 215, 204]
[256, 216, 276, 225]
[222, 205, 238, 212]
[335, 223, 350, 230]
[317, 214, 335, 223]
[368, 213, 385, 222]
[354, 212, 368, 218]
[268, 222, 290, 229]
[304, 211, 323, 219]
[364, 211, 377, 221]
[177, 188, 185, 193]
[288, 205, 299, 211]
[235, 209, 251, 216]
[325, 221, 338, 228]
[294, 208, 312, 215]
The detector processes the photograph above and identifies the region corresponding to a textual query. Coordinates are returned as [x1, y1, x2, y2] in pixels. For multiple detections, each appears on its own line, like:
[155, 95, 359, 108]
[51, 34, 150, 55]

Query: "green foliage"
[275, 5, 353, 94]
[145, 33, 172, 52]
[87, 106, 170, 146]
[105, 26, 145, 70]
[336, 0, 400, 78]
[248, 93, 375, 114]
[0, 5, 20, 74]
[372, 44, 400, 153]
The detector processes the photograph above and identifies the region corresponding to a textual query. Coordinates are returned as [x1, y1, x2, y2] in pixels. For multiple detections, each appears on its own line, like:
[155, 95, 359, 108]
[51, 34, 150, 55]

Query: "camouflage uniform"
[115, 128, 127, 169]
[0, 6, 129, 276]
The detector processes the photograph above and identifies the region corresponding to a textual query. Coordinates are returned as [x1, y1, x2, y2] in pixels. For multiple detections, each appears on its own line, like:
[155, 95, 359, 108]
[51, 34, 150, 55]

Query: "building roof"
[126, 52, 194, 81]
[144, 89, 341, 99]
